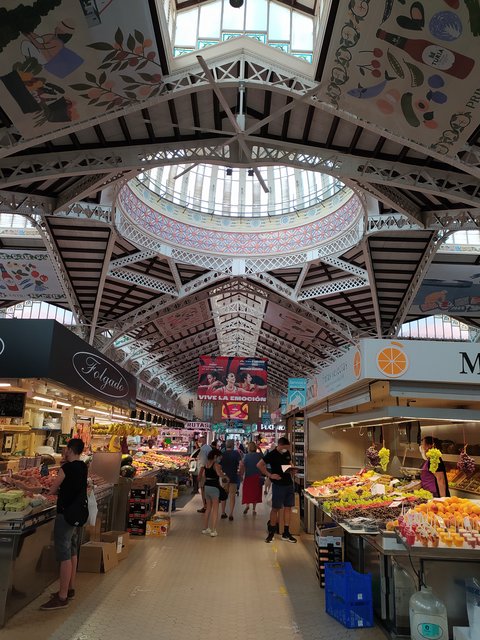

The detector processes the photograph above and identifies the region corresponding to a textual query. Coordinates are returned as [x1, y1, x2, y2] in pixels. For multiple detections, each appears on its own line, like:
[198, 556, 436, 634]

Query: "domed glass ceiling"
[138, 164, 347, 218]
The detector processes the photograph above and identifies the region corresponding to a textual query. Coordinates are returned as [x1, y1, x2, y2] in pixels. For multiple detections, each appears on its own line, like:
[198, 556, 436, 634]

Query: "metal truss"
[297, 275, 369, 300]
[358, 182, 423, 225]
[387, 230, 450, 336]
[108, 267, 179, 295]
[362, 239, 382, 338]
[367, 213, 424, 233]
[1, 44, 478, 180]
[109, 250, 158, 269]
[4, 138, 480, 208]
[321, 256, 368, 279]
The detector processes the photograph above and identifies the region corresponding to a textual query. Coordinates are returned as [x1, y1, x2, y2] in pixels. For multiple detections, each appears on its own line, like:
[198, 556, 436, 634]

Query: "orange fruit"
[376, 342, 409, 378]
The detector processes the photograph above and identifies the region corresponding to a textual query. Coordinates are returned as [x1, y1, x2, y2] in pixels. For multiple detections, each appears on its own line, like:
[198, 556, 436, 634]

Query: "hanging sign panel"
[0, 0, 161, 139]
[0, 250, 66, 301]
[318, 1, 480, 158]
[412, 264, 480, 317]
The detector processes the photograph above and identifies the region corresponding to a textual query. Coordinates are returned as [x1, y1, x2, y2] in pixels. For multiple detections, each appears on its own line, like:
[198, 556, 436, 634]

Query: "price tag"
[464, 516, 472, 531]
[389, 500, 402, 507]
[371, 483, 386, 495]
[436, 515, 446, 529]
[390, 479, 400, 486]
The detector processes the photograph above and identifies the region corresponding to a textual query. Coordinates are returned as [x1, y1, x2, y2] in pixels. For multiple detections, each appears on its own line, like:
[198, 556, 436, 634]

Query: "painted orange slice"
[353, 350, 361, 378]
[377, 344, 409, 378]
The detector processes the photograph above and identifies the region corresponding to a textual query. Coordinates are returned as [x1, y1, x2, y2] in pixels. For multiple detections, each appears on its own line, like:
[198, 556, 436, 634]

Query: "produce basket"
[325, 562, 373, 629]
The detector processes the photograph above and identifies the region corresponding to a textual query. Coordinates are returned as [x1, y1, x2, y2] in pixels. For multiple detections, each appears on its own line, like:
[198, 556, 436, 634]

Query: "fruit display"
[426, 446, 442, 473]
[92, 422, 159, 437]
[393, 497, 480, 549]
[378, 447, 390, 472]
[458, 447, 476, 475]
[132, 451, 189, 476]
[366, 445, 380, 467]
[1, 466, 59, 494]
[324, 489, 431, 524]
[0, 487, 48, 516]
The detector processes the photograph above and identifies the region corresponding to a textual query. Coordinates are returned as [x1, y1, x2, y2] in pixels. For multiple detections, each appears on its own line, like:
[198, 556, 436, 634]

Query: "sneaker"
[243, 506, 249, 515]
[228, 515, 234, 521]
[210, 530, 218, 537]
[197, 507, 206, 513]
[253, 510, 257, 516]
[221, 513, 228, 519]
[201, 528, 211, 535]
[50, 589, 75, 600]
[282, 532, 297, 543]
[265, 531, 275, 543]
[40, 594, 69, 611]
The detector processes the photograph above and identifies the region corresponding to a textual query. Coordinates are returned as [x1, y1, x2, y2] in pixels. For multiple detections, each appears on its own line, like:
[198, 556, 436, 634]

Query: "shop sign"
[287, 377, 307, 409]
[185, 422, 210, 430]
[258, 424, 285, 432]
[72, 352, 129, 399]
[307, 339, 480, 404]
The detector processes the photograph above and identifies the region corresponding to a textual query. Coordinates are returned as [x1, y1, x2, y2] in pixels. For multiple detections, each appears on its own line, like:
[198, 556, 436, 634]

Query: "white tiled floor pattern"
[1, 494, 387, 640]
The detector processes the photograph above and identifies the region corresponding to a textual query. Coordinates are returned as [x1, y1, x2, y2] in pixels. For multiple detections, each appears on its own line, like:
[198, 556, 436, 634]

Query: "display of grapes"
[458, 449, 476, 475]
[366, 446, 380, 467]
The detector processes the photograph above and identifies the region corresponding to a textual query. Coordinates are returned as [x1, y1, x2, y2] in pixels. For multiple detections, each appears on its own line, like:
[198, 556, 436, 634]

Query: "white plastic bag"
[265, 486, 272, 507]
[87, 488, 98, 526]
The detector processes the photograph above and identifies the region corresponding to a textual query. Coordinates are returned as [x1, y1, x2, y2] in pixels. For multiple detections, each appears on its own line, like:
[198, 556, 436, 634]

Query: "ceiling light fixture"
[74, 406, 86, 411]
[0, 383, 11, 387]
[226, 168, 233, 176]
[38, 407, 63, 415]
[229, 0, 244, 7]
[86, 408, 110, 416]
[33, 395, 53, 403]
[56, 401, 71, 407]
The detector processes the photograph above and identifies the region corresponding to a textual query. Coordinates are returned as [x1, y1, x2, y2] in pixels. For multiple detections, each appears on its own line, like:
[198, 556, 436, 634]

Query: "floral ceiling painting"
[0, 0, 162, 138]
[319, 0, 480, 157]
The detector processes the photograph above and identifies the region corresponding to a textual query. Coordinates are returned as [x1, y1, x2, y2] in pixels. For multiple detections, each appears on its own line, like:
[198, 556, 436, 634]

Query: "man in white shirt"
[196, 436, 212, 513]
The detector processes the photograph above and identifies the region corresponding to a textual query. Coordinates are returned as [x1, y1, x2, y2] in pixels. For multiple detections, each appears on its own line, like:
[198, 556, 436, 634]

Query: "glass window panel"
[246, 0, 267, 31]
[223, 1, 245, 30]
[199, 1, 221, 38]
[268, 3, 290, 41]
[175, 9, 198, 47]
[291, 12, 313, 50]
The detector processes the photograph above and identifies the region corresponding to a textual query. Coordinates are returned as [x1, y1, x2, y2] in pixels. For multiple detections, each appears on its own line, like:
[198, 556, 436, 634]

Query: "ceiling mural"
[155, 301, 212, 338]
[412, 264, 480, 317]
[264, 302, 320, 343]
[0, 0, 161, 137]
[320, 0, 480, 157]
[0, 250, 67, 300]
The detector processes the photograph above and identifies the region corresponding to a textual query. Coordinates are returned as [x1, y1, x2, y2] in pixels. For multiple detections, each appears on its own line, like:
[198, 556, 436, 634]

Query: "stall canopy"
[0, 319, 137, 410]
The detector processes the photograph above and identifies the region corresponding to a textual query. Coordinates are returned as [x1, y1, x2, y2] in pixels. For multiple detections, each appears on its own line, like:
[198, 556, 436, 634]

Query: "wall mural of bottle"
[376, 29, 475, 80]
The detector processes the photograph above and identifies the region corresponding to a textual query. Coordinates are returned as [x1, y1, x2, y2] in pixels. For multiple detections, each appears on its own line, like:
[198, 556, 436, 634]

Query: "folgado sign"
[72, 352, 129, 399]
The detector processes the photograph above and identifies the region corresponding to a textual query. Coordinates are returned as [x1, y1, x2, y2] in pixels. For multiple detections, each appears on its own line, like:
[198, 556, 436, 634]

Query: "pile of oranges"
[413, 496, 480, 525]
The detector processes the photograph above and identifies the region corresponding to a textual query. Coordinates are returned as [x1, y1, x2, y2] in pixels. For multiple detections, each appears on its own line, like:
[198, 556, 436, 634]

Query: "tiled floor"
[1, 493, 387, 640]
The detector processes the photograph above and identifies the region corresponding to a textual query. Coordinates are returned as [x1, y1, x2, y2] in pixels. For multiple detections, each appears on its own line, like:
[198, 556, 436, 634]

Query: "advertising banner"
[221, 402, 248, 421]
[318, 1, 480, 158]
[287, 377, 307, 409]
[198, 356, 267, 402]
[0, 319, 137, 409]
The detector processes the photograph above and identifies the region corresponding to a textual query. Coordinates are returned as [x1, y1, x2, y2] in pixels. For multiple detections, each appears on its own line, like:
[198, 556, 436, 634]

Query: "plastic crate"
[325, 562, 373, 629]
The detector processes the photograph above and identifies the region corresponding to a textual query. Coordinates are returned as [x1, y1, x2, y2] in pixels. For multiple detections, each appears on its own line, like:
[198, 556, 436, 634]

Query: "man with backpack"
[40, 438, 88, 610]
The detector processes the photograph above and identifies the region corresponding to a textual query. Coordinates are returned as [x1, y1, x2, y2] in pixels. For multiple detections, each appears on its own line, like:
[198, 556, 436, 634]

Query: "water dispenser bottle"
[409, 585, 448, 640]
[466, 578, 480, 639]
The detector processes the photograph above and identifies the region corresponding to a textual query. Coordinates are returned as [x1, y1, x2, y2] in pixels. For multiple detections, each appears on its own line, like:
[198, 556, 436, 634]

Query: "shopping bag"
[87, 488, 98, 526]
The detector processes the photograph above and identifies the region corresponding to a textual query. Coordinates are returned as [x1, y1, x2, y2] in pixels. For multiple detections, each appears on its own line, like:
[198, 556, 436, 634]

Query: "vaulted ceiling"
[0, 0, 479, 402]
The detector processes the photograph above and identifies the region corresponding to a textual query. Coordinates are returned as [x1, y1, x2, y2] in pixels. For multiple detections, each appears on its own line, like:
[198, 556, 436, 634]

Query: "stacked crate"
[127, 486, 155, 536]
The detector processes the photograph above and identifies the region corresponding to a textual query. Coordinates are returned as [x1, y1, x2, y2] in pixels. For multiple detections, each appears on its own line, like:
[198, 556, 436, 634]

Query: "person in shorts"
[219, 439, 242, 521]
[40, 438, 88, 610]
[257, 437, 297, 543]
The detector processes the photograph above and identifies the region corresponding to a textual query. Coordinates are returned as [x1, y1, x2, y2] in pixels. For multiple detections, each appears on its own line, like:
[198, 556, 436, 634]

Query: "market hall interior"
[0, 493, 385, 640]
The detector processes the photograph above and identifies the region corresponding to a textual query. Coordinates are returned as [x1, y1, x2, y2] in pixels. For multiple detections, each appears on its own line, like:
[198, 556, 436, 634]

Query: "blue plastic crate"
[325, 562, 373, 629]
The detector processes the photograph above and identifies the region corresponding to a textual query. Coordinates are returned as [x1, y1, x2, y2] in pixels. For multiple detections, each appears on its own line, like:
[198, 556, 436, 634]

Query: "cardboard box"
[278, 493, 301, 535]
[84, 513, 102, 542]
[146, 517, 170, 537]
[100, 531, 130, 561]
[78, 541, 118, 573]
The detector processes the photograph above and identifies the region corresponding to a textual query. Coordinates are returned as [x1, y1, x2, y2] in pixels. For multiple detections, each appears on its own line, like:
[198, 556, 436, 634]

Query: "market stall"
[305, 339, 480, 637]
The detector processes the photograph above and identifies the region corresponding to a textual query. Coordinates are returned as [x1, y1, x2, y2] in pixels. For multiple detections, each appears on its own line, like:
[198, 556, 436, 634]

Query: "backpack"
[63, 492, 89, 527]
